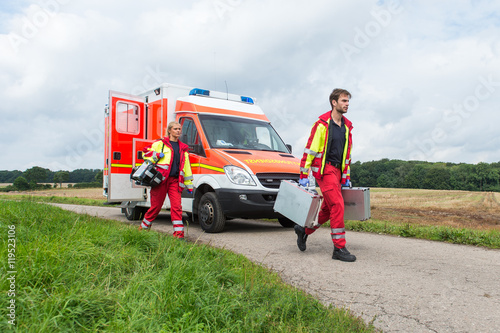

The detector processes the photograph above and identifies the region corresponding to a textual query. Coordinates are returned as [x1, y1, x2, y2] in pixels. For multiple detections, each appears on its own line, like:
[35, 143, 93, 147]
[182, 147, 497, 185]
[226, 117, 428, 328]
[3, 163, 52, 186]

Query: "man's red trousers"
[305, 163, 346, 248]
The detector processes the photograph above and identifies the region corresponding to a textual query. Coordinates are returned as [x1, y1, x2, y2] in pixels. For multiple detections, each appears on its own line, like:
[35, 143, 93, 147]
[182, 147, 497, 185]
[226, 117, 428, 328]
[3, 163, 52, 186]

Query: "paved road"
[51, 204, 500, 333]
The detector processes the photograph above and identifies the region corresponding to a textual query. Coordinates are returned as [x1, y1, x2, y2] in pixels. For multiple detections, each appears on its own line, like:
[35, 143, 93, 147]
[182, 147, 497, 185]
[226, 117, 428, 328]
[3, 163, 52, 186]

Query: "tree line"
[350, 159, 500, 192]
[0, 167, 103, 191]
[2, 160, 500, 193]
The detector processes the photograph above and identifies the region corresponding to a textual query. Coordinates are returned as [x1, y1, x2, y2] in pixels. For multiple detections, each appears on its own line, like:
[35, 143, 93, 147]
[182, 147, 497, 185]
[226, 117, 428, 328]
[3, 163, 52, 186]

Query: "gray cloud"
[0, 0, 499, 171]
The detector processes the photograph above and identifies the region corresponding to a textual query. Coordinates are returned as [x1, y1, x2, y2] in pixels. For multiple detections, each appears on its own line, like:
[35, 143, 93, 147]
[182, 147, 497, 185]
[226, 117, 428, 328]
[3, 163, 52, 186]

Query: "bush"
[13, 176, 30, 190]
[0, 185, 16, 192]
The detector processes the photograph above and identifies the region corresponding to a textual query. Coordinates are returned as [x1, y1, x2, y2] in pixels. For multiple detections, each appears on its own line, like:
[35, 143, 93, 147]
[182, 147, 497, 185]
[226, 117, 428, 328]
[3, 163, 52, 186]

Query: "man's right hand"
[299, 178, 309, 187]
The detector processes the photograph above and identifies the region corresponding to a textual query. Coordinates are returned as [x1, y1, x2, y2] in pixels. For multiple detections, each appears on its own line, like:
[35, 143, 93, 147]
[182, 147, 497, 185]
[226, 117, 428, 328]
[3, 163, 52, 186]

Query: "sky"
[1, 0, 499, 172]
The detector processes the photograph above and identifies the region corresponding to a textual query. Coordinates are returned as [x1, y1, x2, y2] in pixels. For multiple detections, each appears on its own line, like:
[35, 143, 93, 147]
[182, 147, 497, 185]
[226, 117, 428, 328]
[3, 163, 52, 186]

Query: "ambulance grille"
[256, 173, 300, 189]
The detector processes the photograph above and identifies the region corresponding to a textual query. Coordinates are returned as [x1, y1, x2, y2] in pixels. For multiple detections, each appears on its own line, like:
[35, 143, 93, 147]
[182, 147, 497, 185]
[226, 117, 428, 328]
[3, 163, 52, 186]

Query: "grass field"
[0, 200, 376, 332]
[1, 187, 499, 330]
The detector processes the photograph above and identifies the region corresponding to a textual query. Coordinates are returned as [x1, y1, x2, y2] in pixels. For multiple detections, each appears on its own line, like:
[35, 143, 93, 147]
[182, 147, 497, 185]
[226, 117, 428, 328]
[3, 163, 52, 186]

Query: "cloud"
[0, 0, 499, 172]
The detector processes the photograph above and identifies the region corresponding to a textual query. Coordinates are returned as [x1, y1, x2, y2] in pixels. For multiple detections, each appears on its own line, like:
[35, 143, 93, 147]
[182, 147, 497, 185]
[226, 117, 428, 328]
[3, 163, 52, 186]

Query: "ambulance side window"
[116, 102, 139, 134]
[255, 127, 272, 148]
[180, 118, 205, 157]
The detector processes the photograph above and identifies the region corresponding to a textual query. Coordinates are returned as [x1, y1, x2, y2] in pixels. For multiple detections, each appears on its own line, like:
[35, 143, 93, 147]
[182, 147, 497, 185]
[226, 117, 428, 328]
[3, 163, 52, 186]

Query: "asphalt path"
[50, 203, 500, 333]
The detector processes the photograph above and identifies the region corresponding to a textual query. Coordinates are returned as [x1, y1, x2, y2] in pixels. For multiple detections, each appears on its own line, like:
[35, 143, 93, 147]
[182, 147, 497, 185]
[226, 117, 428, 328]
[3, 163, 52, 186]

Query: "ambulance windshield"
[199, 115, 290, 152]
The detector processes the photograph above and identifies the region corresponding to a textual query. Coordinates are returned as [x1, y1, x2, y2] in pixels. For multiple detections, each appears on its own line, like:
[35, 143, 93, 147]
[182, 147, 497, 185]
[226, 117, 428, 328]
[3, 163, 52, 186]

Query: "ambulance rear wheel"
[198, 192, 226, 233]
[124, 205, 146, 221]
[278, 217, 295, 228]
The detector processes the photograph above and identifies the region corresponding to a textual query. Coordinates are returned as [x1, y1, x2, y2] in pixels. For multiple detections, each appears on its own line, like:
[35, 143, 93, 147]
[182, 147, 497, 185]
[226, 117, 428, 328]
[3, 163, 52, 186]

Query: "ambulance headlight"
[224, 166, 256, 186]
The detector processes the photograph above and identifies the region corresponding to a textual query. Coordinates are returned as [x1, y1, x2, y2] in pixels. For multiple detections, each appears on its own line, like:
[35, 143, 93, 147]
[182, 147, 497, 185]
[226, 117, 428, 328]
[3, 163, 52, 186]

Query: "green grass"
[345, 219, 500, 249]
[0, 200, 377, 332]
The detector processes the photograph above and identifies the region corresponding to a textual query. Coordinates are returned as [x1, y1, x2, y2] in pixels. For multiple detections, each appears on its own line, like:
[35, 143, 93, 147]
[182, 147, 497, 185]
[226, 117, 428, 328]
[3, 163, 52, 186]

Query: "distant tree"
[450, 164, 479, 191]
[376, 173, 397, 188]
[94, 170, 103, 184]
[394, 163, 413, 188]
[0, 170, 23, 183]
[53, 171, 70, 188]
[69, 169, 101, 183]
[13, 176, 30, 191]
[422, 164, 451, 190]
[403, 164, 429, 189]
[342, 159, 499, 191]
[23, 166, 49, 184]
[476, 162, 499, 191]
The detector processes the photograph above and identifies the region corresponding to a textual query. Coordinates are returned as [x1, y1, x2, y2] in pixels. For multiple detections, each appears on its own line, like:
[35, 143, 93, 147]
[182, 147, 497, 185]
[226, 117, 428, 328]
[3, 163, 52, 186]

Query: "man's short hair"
[329, 89, 352, 108]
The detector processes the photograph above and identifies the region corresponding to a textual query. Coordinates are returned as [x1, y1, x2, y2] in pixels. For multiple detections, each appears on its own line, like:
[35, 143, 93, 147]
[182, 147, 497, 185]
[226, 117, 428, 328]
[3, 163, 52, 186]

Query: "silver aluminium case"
[341, 187, 371, 221]
[274, 181, 371, 228]
[273, 180, 323, 228]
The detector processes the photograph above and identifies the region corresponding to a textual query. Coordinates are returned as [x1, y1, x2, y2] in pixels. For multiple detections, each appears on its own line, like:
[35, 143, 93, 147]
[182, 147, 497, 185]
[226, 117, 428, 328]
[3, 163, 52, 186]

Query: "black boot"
[294, 224, 308, 251]
[332, 246, 356, 262]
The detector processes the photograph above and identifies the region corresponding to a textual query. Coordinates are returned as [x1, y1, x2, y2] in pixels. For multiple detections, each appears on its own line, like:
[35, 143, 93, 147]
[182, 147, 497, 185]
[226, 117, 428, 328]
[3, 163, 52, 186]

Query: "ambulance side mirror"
[286, 144, 292, 154]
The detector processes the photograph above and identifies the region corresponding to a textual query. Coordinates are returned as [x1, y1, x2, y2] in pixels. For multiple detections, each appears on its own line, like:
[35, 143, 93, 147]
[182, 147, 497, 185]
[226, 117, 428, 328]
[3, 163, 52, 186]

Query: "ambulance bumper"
[215, 189, 281, 219]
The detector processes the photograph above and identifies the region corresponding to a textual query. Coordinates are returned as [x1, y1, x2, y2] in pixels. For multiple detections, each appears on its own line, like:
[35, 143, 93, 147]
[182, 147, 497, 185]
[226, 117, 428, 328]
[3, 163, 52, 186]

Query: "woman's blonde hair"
[167, 121, 181, 135]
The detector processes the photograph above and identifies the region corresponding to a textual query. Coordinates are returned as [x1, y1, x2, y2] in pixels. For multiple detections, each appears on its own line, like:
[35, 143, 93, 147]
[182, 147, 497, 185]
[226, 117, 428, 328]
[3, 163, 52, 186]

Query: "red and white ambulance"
[104, 83, 301, 232]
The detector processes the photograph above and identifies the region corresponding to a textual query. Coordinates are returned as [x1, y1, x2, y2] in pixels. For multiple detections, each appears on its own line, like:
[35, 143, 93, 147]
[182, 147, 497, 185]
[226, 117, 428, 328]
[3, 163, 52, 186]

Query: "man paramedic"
[294, 88, 356, 262]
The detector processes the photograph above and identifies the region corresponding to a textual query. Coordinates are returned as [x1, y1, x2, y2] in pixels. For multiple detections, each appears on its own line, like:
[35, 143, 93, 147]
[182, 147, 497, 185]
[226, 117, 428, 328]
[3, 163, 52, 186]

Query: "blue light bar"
[241, 96, 254, 104]
[189, 88, 210, 96]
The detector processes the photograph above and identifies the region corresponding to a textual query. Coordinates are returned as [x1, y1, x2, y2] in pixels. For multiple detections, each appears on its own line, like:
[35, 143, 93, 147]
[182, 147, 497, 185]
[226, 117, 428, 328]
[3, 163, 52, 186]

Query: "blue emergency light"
[240, 96, 254, 104]
[189, 88, 210, 96]
[189, 88, 255, 104]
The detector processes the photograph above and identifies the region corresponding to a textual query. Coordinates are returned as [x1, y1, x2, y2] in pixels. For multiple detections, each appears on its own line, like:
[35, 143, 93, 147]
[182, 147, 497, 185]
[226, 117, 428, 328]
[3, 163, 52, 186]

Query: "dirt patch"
[370, 188, 500, 231]
[372, 207, 500, 231]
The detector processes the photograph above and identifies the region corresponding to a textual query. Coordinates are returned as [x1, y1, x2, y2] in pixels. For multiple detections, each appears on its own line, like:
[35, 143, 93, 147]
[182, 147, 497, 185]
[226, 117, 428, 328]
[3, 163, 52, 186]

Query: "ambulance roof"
[176, 88, 269, 121]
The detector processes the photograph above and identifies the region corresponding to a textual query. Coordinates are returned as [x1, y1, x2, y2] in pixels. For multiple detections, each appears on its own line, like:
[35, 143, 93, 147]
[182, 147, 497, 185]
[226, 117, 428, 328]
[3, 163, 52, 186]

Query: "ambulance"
[104, 83, 301, 232]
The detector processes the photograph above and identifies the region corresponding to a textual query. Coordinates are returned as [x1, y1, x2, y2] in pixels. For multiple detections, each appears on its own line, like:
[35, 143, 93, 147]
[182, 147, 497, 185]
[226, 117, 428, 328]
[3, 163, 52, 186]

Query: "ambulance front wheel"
[278, 217, 295, 228]
[198, 192, 226, 233]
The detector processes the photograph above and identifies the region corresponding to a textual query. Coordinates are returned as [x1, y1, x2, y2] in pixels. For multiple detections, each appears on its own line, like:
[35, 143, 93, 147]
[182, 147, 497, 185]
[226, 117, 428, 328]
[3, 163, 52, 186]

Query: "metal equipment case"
[273, 180, 322, 228]
[274, 181, 371, 227]
[341, 187, 371, 221]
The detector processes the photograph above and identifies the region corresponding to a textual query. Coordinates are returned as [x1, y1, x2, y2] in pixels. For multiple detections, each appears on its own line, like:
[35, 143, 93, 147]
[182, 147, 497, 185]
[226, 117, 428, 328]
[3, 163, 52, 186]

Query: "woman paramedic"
[139, 121, 194, 239]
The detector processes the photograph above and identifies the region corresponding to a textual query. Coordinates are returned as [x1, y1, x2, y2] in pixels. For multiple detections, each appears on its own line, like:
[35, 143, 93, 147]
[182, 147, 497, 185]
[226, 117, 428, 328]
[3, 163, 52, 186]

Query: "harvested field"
[4, 188, 105, 200]
[371, 188, 500, 231]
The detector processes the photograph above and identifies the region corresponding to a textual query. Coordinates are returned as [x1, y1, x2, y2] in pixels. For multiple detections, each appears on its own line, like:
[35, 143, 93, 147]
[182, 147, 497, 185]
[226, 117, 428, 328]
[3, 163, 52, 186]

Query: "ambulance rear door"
[105, 91, 147, 202]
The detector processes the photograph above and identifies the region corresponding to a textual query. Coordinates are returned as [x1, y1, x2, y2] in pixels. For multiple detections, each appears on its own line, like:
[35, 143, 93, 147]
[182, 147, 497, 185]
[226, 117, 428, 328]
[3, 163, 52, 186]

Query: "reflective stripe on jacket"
[143, 138, 194, 192]
[299, 111, 353, 185]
